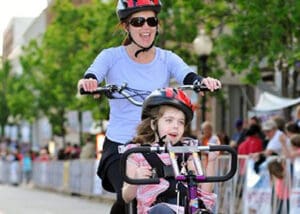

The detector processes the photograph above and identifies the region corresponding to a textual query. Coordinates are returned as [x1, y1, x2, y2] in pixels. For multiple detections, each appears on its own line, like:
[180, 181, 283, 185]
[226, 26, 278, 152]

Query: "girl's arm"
[122, 156, 152, 203]
[186, 148, 219, 193]
[200, 151, 218, 192]
[201, 137, 220, 192]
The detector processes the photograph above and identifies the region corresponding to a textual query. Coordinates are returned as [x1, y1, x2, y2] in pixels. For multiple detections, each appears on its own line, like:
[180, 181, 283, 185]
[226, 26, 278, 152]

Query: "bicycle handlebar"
[79, 83, 219, 107]
[79, 83, 144, 106]
[120, 144, 237, 185]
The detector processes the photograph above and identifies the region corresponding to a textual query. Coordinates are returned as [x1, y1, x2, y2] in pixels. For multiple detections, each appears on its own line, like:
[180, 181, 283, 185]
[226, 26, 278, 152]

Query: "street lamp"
[193, 29, 213, 123]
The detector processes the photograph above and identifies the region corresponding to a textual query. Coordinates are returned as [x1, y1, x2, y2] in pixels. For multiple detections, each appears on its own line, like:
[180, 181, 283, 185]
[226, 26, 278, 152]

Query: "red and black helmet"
[142, 88, 195, 124]
[117, 0, 162, 21]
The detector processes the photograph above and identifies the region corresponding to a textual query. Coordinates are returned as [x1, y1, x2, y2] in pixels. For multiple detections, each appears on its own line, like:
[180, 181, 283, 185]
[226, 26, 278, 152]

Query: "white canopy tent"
[253, 92, 300, 112]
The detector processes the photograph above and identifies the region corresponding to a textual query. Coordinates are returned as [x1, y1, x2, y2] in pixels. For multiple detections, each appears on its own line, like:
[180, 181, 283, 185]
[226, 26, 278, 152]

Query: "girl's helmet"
[142, 88, 195, 124]
[117, 0, 162, 21]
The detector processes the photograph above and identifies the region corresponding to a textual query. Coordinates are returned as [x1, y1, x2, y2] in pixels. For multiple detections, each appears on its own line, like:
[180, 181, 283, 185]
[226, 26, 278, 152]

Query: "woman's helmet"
[117, 0, 162, 21]
[142, 88, 194, 124]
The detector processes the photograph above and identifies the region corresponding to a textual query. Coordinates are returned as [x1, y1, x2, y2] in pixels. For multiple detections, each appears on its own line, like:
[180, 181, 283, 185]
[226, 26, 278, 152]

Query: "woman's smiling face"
[127, 10, 157, 47]
[156, 106, 186, 145]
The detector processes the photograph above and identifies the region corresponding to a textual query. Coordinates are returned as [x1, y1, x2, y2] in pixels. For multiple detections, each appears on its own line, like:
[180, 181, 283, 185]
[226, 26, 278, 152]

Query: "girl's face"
[156, 106, 186, 145]
[127, 10, 157, 48]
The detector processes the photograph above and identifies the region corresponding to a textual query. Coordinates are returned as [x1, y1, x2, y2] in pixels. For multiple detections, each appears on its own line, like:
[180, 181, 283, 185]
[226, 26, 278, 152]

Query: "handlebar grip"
[194, 84, 211, 92]
[79, 88, 94, 95]
[120, 147, 161, 185]
[179, 84, 221, 93]
[201, 145, 237, 183]
[195, 84, 221, 92]
[79, 87, 112, 95]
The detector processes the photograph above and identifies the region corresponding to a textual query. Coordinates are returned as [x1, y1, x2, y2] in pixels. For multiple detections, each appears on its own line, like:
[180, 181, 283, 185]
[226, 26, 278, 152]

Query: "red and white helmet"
[117, 0, 162, 21]
[142, 88, 195, 124]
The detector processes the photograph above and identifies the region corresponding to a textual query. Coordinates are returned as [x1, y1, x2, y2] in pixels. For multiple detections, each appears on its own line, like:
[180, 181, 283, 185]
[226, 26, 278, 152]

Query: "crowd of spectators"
[0, 135, 97, 185]
[230, 106, 300, 213]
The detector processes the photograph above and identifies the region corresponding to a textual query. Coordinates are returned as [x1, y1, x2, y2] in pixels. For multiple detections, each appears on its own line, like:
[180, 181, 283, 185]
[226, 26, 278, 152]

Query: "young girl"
[122, 88, 218, 214]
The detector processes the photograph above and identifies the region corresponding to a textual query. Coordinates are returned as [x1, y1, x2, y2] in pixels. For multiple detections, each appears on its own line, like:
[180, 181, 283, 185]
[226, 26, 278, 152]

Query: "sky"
[0, 0, 48, 55]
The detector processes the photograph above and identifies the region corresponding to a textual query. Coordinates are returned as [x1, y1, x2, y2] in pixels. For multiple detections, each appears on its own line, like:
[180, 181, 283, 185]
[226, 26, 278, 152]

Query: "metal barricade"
[2, 155, 299, 213]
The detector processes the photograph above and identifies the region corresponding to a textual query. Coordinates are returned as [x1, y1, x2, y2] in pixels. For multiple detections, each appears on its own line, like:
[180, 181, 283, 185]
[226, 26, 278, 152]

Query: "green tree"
[0, 61, 11, 137]
[20, 0, 118, 143]
[215, 0, 300, 89]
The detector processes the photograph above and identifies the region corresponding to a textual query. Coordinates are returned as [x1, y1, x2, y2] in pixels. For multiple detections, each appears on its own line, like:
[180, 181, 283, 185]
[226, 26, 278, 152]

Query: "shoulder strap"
[142, 149, 165, 177]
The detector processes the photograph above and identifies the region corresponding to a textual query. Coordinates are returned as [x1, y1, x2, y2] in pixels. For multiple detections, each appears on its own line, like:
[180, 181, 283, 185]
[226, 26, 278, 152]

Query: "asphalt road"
[0, 184, 113, 214]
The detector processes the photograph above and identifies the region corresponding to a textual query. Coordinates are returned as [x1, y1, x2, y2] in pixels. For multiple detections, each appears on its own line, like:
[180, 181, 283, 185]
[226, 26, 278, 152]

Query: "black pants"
[107, 160, 126, 214]
[97, 137, 126, 214]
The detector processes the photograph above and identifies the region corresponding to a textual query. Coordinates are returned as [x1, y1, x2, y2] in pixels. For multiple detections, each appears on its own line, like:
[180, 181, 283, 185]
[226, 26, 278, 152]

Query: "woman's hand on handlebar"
[200, 77, 221, 95]
[77, 78, 100, 98]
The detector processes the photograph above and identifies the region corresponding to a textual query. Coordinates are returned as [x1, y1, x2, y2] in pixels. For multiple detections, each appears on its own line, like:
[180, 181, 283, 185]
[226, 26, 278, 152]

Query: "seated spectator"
[268, 158, 290, 214]
[80, 137, 96, 159]
[262, 119, 285, 156]
[70, 144, 81, 159]
[238, 124, 264, 155]
[280, 133, 300, 160]
[64, 143, 73, 159]
[36, 148, 50, 162]
[231, 119, 244, 145]
[272, 115, 286, 132]
[199, 121, 221, 168]
[200, 121, 220, 146]
[238, 124, 264, 175]
[57, 148, 66, 160]
[253, 119, 286, 174]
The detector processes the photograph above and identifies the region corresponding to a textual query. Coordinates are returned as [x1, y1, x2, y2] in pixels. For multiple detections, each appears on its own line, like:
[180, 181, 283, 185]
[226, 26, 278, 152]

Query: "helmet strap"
[128, 29, 158, 57]
[151, 119, 166, 146]
[157, 132, 166, 146]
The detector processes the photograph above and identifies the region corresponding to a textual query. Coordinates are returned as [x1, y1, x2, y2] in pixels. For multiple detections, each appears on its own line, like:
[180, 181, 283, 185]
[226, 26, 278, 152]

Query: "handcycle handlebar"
[120, 144, 237, 185]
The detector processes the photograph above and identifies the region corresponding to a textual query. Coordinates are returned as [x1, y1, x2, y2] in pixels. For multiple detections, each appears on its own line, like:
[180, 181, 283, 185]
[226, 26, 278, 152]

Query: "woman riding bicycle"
[77, 1, 220, 213]
[122, 88, 218, 214]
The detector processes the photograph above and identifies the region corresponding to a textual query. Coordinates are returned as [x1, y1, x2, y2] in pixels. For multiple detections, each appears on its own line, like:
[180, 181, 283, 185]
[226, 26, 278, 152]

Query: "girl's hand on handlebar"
[208, 151, 219, 162]
[208, 138, 221, 162]
[134, 166, 152, 179]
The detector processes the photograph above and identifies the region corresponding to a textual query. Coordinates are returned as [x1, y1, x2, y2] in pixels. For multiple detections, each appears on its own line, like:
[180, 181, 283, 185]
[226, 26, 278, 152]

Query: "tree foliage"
[19, 0, 118, 137]
[215, 0, 300, 84]
[5, 0, 300, 140]
[0, 61, 11, 136]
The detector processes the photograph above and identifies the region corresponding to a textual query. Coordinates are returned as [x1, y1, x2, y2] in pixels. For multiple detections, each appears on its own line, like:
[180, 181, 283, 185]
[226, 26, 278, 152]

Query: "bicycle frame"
[120, 142, 237, 214]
